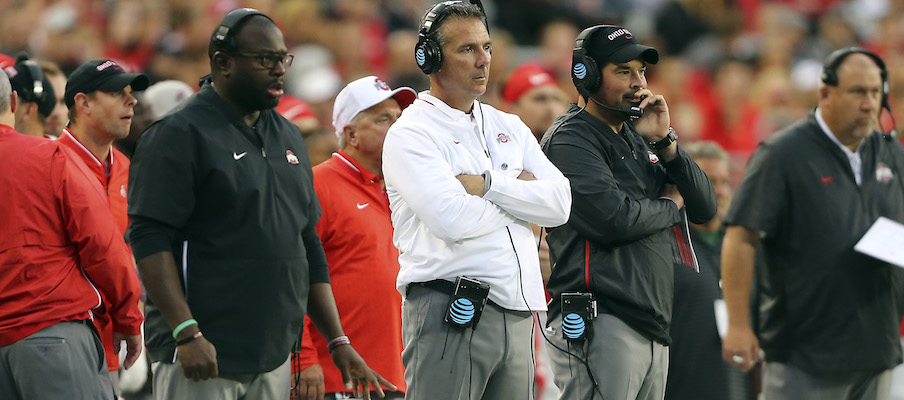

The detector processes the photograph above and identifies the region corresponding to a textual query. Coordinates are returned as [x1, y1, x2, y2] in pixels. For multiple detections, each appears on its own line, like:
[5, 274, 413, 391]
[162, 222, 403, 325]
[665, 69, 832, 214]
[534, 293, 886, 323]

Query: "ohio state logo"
[96, 60, 121, 71]
[876, 162, 894, 183]
[648, 151, 659, 163]
[607, 28, 633, 41]
[496, 133, 510, 143]
[374, 78, 390, 91]
[286, 150, 299, 165]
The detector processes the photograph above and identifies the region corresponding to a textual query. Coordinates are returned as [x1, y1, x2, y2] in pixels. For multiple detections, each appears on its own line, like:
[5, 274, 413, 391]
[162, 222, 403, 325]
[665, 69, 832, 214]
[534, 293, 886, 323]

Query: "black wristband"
[176, 331, 203, 346]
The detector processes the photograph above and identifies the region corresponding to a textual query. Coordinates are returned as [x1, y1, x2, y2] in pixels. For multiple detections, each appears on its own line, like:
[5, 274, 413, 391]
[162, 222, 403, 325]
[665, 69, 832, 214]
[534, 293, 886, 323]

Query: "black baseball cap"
[64, 60, 149, 108]
[586, 25, 659, 65]
[3, 53, 56, 117]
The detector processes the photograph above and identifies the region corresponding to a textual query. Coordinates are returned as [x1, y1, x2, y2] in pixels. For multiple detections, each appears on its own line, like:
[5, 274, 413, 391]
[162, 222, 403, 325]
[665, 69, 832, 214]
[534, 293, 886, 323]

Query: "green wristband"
[172, 319, 198, 339]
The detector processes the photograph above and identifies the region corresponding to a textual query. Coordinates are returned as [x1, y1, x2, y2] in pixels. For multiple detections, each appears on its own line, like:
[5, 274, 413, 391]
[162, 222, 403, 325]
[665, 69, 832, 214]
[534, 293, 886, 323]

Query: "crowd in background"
[2, 1, 904, 400]
[2, 0, 903, 181]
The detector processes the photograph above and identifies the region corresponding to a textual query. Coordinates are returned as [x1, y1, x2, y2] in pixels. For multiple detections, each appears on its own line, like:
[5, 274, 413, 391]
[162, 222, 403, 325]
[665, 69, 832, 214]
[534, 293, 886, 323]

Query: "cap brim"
[390, 87, 417, 110]
[96, 73, 150, 93]
[609, 45, 659, 65]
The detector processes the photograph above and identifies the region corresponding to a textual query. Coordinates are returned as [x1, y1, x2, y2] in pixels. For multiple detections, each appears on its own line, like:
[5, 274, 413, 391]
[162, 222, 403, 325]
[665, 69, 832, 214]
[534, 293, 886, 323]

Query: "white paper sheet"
[854, 216, 904, 268]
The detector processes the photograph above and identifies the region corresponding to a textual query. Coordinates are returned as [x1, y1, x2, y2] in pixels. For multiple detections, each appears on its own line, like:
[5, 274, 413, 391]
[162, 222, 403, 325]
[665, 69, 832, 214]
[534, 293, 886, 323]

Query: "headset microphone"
[588, 95, 643, 119]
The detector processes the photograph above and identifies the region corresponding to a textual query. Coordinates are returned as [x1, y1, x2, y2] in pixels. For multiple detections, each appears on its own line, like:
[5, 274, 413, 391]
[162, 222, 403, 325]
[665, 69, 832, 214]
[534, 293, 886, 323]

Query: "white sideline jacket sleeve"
[483, 119, 571, 227]
[383, 126, 518, 242]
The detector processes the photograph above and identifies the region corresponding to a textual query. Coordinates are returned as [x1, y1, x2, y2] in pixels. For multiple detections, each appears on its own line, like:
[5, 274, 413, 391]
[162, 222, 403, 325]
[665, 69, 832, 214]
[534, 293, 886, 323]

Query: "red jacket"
[0, 124, 142, 346]
[295, 151, 406, 393]
[58, 128, 132, 370]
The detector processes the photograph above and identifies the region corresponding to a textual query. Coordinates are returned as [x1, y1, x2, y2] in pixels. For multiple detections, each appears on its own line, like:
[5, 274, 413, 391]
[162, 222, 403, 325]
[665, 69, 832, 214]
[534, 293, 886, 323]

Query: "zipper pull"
[262, 148, 267, 158]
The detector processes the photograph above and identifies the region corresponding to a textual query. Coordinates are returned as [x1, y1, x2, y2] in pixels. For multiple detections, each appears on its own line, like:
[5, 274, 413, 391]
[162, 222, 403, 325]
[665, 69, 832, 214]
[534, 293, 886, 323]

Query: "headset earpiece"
[415, 28, 444, 75]
[11, 52, 55, 117]
[20, 60, 46, 101]
[211, 8, 272, 52]
[415, 0, 488, 75]
[571, 26, 612, 100]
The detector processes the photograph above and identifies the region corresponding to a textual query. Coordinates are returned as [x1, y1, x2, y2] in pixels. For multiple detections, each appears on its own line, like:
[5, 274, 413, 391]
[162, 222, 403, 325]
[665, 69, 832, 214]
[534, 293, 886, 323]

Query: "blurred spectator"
[3, 53, 56, 138]
[104, 0, 159, 72]
[146, 3, 217, 87]
[494, 0, 583, 45]
[115, 79, 193, 157]
[503, 63, 568, 144]
[695, 58, 763, 180]
[534, 19, 580, 101]
[143, 79, 194, 120]
[286, 44, 344, 132]
[385, 29, 430, 92]
[327, 0, 391, 79]
[275, 93, 337, 166]
[483, 28, 517, 107]
[0, 53, 13, 69]
[799, 5, 859, 62]
[501, 61, 570, 400]
[37, 59, 69, 138]
[501, 61, 568, 282]
[666, 140, 753, 400]
[303, 129, 341, 167]
[29, 2, 102, 72]
[646, 56, 705, 141]
[275, 94, 320, 134]
[114, 91, 153, 159]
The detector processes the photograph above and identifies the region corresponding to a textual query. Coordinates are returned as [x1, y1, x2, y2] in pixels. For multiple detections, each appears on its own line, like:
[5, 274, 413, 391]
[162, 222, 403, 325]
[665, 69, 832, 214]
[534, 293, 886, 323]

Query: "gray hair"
[683, 140, 729, 163]
[338, 112, 367, 149]
[0, 70, 11, 114]
[422, 2, 486, 48]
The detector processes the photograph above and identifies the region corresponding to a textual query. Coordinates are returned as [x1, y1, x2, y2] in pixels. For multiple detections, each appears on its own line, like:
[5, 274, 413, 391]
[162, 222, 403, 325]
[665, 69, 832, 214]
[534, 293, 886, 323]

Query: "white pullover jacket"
[383, 92, 571, 311]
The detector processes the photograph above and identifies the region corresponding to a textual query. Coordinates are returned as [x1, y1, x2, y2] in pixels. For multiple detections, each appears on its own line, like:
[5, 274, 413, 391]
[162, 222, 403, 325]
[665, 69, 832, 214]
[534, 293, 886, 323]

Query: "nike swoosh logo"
[233, 152, 247, 160]
[356, 203, 369, 209]
[820, 176, 834, 183]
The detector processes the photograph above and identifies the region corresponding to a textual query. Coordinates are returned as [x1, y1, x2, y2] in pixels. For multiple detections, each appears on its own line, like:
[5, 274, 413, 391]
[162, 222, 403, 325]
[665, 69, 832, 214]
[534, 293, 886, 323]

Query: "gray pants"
[547, 313, 668, 400]
[0, 320, 114, 400]
[402, 285, 535, 400]
[152, 355, 290, 400]
[763, 362, 892, 400]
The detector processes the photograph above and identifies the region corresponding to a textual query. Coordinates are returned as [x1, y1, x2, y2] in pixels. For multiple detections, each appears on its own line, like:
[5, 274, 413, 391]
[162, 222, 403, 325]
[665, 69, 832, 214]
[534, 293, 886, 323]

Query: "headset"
[821, 47, 896, 138]
[210, 8, 273, 52]
[414, 0, 488, 75]
[12, 52, 55, 117]
[571, 25, 643, 119]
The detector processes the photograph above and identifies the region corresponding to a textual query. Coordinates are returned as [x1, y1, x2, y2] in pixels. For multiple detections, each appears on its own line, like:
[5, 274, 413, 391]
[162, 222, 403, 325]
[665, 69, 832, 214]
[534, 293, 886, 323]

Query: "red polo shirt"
[296, 151, 405, 394]
[58, 128, 132, 371]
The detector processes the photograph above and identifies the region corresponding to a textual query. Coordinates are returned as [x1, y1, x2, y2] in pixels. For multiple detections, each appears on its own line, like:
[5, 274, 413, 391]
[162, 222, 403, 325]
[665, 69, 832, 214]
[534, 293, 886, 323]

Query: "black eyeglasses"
[230, 52, 294, 70]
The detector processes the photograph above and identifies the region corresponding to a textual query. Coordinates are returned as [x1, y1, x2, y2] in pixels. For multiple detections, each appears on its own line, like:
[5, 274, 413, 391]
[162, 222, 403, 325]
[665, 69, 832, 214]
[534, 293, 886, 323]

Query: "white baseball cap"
[143, 80, 194, 120]
[332, 76, 416, 138]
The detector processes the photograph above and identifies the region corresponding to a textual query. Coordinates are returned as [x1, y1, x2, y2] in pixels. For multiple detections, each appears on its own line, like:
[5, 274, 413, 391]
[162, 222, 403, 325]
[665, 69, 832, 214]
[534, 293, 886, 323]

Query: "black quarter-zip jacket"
[725, 114, 904, 374]
[540, 104, 716, 345]
[129, 83, 329, 374]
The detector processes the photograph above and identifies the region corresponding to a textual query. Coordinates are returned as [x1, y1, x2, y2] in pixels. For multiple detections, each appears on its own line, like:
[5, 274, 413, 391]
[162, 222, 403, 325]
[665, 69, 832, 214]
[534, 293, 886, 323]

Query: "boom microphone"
[588, 95, 643, 119]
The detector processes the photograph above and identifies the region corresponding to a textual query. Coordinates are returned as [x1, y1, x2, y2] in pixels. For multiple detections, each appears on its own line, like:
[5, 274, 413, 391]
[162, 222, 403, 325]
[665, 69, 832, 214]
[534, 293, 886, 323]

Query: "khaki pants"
[152, 355, 290, 400]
